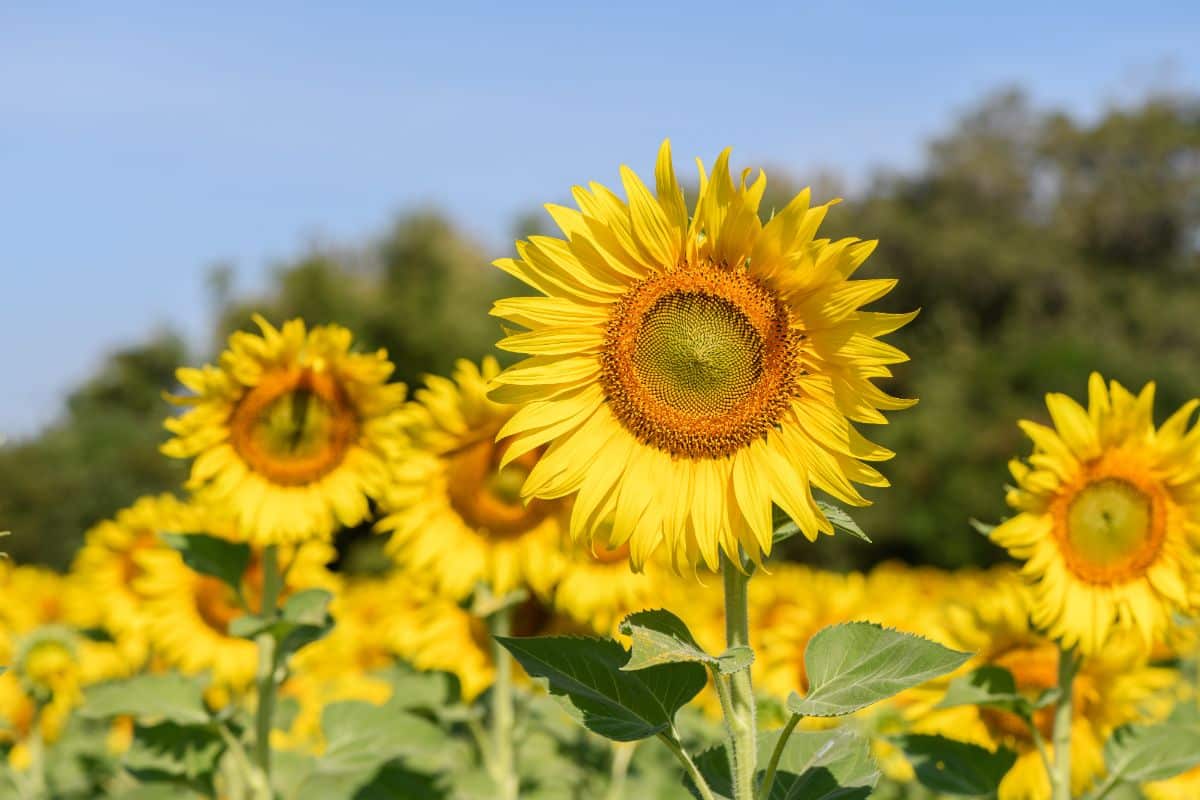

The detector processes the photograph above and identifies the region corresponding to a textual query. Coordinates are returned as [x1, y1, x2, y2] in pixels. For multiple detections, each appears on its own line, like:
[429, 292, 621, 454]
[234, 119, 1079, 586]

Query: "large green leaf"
[290, 700, 464, 800]
[496, 635, 707, 741]
[896, 734, 1016, 796]
[82, 673, 210, 725]
[683, 727, 879, 800]
[786, 623, 971, 718]
[1101, 723, 1200, 784]
[621, 610, 747, 674]
[161, 532, 250, 591]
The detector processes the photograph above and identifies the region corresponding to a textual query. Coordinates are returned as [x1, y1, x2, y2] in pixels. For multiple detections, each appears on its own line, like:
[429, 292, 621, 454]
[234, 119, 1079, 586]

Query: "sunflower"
[489, 141, 914, 572]
[377, 357, 569, 600]
[990, 373, 1200, 654]
[162, 316, 407, 545]
[135, 530, 337, 690]
[68, 494, 200, 663]
[912, 578, 1176, 800]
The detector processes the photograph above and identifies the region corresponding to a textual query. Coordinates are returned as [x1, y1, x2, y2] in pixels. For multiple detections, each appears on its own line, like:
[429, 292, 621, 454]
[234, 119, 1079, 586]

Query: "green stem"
[253, 544, 283, 794]
[1030, 721, 1053, 789]
[489, 605, 518, 800]
[604, 742, 636, 800]
[722, 556, 757, 800]
[759, 712, 802, 799]
[658, 731, 716, 800]
[1051, 644, 1077, 800]
[26, 717, 47, 800]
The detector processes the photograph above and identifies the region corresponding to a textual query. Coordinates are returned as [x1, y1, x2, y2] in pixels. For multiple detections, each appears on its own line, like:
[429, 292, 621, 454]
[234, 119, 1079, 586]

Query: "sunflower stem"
[722, 556, 757, 800]
[659, 730, 716, 800]
[25, 714, 47, 800]
[604, 741, 636, 800]
[252, 543, 283, 795]
[488, 604, 518, 800]
[1051, 643, 1078, 800]
[759, 712, 802, 799]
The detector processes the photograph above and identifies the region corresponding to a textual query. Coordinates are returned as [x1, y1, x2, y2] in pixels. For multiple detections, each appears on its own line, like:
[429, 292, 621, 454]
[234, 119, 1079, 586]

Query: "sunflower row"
[5, 143, 1200, 799]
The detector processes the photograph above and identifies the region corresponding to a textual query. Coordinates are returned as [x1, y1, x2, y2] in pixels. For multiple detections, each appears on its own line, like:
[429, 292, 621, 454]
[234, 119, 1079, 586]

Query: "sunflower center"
[446, 435, 551, 539]
[601, 263, 802, 459]
[229, 368, 359, 486]
[1053, 468, 1167, 584]
[632, 293, 764, 417]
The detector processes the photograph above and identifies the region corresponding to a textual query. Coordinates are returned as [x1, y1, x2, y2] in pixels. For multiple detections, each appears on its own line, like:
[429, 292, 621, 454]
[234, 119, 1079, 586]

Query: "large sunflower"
[489, 141, 914, 571]
[376, 357, 569, 600]
[990, 373, 1200, 654]
[162, 316, 407, 545]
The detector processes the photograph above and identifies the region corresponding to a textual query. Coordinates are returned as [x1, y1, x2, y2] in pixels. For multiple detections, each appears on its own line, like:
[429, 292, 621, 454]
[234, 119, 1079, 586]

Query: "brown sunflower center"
[446, 435, 550, 539]
[229, 367, 359, 486]
[1052, 465, 1167, 585]
[600, 263, 802, 459]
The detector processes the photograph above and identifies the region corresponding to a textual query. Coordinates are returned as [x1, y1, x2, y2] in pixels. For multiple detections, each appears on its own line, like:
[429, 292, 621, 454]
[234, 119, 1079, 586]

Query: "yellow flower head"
[163, 316, 407, 545]
[377, 357, 570, 600]
[68, 494, 200, 662]
[990, 373, 1200, 654]
[135, 528, 337, 689]
[489, 141, 914, 573]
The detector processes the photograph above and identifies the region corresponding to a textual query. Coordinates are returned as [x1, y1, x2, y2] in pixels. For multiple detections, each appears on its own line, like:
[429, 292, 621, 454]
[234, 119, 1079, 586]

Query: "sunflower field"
[5, 133, 1200, 800]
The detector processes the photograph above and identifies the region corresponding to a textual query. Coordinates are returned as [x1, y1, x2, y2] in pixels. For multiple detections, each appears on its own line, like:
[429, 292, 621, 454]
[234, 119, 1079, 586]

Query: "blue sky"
[2, 2, 1198, 435]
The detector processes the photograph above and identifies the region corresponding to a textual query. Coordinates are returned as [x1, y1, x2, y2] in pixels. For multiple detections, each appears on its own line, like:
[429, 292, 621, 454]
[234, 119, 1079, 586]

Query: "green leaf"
[229, 589, 334, 656]
[620, 609, 718, 671]
[786, 622, 971, 718]
[287, 700, 464, 800]
[82, 673, 210, 725]
[318, 700, 459, 774]
[969, 519, 997, 536]
[936, 666, 1056, 720]
[718, 646, 754, 675]
[1101, 723, 1200, 783]
[773, 502, 871, 544]
[124, 721, 223, 784]
[937, 666, 1025, 712]
[161, 532, 250, 590]
[815, 501, 871, 543]
[761, 727, 880, 800]
[896, 734, 1016, 796]
[683, 728, 879, 800]
[496, 635, 707, 741]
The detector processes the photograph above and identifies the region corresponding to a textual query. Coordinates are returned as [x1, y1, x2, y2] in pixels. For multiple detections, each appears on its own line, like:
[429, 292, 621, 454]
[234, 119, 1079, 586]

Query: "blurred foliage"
[2, 87, 1198, 571]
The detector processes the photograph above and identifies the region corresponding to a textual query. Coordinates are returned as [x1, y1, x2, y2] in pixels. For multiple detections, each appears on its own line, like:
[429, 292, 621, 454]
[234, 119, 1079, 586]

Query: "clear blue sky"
[2, 1, 1198, 435]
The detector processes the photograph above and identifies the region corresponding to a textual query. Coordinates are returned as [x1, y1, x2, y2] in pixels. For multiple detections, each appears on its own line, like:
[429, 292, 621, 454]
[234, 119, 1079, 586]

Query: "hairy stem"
[723, 556, 757, 800]
[252, 544, 283, 793]
[489, 605, 518, 800]
[1051, 644, 1077, 800]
